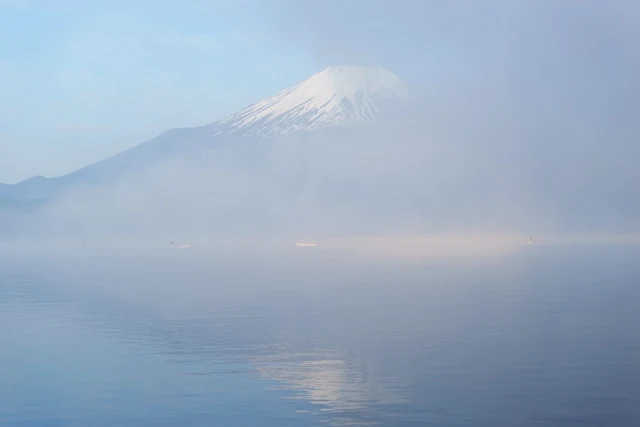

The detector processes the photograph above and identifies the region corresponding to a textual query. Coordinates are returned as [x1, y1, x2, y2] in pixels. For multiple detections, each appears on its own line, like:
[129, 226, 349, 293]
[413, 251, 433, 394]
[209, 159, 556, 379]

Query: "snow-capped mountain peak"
[214, 65, 410, 137]
[0, 66, 410, 198]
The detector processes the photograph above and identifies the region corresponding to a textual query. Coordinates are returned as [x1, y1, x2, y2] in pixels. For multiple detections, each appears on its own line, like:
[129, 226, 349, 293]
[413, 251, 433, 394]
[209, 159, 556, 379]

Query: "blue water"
[1, 246, 640, 426]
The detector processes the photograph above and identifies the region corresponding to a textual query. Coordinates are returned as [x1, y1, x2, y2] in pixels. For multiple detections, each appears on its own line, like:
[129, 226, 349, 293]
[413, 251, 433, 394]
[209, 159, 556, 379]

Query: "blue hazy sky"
[0, 0, 318, 183]
[1, 0, 638, 183]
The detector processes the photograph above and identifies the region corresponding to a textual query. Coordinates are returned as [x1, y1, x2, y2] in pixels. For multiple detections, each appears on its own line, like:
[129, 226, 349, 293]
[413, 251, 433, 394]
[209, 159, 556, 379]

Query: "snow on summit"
[213, 65, 410, 137]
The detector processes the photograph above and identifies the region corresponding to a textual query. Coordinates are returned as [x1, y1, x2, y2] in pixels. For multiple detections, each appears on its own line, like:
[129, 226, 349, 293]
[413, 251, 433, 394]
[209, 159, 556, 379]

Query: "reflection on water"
[256, 353, 405, 425]
[2, 246, 640, 426]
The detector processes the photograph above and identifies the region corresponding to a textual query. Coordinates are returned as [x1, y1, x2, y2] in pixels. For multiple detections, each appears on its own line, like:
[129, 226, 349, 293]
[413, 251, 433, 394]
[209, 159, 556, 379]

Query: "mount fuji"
[0, 65, 411, 202]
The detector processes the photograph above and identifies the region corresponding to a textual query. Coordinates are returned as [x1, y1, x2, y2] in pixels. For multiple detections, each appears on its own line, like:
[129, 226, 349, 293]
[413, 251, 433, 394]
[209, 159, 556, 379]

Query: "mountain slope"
[0, 65, 409, 201]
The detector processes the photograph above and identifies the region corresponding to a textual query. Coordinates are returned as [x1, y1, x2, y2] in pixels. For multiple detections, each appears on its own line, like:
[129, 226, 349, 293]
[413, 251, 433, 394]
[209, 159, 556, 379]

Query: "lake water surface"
[1, 246, 640, 426]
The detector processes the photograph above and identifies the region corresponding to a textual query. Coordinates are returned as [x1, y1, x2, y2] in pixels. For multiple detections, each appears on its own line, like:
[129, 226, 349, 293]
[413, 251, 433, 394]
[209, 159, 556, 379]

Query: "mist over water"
[4, 105, 639, 241]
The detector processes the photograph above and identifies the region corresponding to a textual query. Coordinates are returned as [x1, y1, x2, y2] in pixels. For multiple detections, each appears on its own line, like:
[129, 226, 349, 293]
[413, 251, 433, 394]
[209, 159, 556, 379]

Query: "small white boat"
[527, 237, 533, 244]
[295, 241, 317, 247]
[170, 241, 190, 249]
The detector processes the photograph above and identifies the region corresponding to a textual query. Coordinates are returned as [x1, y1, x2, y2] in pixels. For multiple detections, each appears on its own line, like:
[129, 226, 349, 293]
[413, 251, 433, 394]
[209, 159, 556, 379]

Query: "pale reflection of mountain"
[254, 351, 405, 425]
